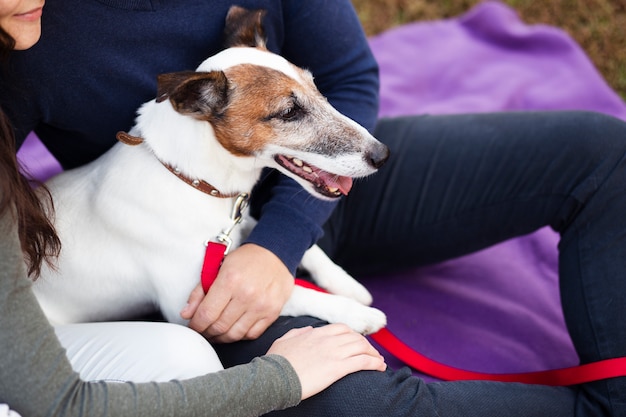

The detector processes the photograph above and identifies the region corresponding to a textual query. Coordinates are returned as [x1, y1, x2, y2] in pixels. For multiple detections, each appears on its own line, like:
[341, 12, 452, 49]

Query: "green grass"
[352, 0, 626, 100]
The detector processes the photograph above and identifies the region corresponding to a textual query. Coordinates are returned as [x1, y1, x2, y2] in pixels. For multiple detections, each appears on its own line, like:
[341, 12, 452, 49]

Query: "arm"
[187, 0, 379, 342]
[0, 211, 299, 417]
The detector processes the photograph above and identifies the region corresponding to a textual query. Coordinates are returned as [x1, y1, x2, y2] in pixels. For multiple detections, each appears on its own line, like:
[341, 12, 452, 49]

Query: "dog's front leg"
[282, 286, 386, 335]
[299, 245, 374, 306]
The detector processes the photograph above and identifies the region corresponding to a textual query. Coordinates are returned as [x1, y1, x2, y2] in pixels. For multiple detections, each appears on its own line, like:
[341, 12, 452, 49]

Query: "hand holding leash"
[182, 243, 294, 343]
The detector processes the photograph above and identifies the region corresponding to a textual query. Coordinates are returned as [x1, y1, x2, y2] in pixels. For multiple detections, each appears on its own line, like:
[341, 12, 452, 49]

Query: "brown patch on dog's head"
[224, 6, 267, 49]
[207, 64, 322, 157]
[154, 65, 312, 157]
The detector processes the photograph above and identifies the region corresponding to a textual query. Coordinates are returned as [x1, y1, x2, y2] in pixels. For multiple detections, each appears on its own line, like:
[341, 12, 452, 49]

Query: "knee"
[542, 111, 626, 181]
[155, 323, 224, 379]
[565, 111, 626, 154]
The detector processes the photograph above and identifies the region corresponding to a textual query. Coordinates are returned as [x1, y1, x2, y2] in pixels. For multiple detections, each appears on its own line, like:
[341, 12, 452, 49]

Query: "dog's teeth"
[292, 158, 304, 167]
[327, 187, 339, 193]
[303, 166, 313, 173]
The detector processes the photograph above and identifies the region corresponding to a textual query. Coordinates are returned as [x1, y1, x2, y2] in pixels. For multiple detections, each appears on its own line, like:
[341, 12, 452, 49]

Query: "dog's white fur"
[33, 7, 388, 335]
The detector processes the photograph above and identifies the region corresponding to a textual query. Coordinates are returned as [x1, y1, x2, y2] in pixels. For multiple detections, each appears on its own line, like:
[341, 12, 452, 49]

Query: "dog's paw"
[284, 286, 386, 335]
[340, 304, 387, 335]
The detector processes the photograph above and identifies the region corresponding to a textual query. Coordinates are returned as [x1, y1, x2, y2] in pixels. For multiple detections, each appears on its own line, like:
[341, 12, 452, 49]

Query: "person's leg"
[55, 321, 223, 382]
[215, 315, 576, 417]
[320, 111, 622, 273]
[318, 110, 626, 415]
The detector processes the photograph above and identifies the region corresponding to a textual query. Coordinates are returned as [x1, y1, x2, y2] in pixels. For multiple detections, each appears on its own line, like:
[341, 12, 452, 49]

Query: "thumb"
[180, 282, 205, 320]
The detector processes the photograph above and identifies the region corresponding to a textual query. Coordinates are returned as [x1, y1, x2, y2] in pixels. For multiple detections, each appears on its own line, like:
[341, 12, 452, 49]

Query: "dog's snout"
[366, 142, 390, 169]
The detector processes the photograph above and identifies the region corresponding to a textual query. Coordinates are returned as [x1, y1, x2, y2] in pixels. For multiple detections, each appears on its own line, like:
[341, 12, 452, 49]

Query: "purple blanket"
[17, 1, 626, 380]
[364, 1, 626, 379]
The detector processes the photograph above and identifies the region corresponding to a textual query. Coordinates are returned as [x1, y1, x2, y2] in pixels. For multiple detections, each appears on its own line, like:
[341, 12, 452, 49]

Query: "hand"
[267, 324, 387, 400]
[180, 243, 294, 343]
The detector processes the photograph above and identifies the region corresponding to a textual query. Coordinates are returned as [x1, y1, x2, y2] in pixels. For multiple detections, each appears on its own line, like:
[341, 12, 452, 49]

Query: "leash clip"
[204, 193, 250, 255]
[229, 192, 250, 224]
[210, 232, 234, 254]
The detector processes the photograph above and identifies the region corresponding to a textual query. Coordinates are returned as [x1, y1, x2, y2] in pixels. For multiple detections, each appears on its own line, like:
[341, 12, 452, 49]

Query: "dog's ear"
[223, 6, 267, 49]
[156, 71, 230, 118]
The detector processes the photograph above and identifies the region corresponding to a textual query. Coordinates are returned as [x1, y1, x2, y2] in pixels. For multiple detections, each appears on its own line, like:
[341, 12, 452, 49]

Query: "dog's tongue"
[318, 170, 353, 195]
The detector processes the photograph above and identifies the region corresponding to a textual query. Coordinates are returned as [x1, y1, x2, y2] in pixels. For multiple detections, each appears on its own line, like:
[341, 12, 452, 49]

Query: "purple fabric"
[17, 133, 63, 181]
[363, 1, 626, 379]
[372, 1, 626, 120]
[16, 0, 626, 381]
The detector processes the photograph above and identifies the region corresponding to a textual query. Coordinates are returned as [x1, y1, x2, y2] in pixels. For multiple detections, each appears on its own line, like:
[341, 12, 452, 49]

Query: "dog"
[33, 6, 388, 335]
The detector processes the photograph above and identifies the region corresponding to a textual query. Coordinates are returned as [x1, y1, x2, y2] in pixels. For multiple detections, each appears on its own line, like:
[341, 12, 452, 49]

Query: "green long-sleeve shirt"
[0, 207, 301, 417]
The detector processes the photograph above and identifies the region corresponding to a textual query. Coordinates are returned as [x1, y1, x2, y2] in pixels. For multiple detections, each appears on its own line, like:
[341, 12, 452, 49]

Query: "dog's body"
[33, 7, 388, 335]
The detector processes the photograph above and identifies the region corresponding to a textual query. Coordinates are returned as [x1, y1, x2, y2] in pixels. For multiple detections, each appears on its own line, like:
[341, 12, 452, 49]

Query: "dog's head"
[153, 6, 389, 200]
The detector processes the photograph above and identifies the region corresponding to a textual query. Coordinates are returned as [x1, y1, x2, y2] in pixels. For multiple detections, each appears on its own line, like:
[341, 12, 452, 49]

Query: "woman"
[0, 1, 386, 416]
[5, 1, 626, 416]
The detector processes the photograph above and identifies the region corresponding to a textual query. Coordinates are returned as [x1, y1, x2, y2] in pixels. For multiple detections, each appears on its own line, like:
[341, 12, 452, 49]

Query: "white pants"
[55, 321, 224, 382]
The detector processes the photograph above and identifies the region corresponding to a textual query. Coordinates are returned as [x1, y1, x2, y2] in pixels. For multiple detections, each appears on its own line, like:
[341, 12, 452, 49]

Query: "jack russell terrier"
[33, 6, 389, 335]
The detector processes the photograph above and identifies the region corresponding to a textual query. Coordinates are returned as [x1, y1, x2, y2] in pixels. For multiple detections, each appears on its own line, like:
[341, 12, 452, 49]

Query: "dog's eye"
[278, 104, 303, 121]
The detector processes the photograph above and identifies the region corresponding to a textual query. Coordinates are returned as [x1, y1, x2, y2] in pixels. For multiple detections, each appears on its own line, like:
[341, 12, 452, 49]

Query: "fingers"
[207, 309, 270, 343]
[315, 324, 385, 365]
[333, 334, 387, 373]
[267, 324, 386, 400]
[196, 280, 279, 342]
[184, 279, 229, 333]
[241, 315, 276, 341]
[179, 283, 205, 320]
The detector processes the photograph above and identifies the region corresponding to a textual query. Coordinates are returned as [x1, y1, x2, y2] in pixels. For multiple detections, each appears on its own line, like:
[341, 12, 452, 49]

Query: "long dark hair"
[0, 27, 60, 278]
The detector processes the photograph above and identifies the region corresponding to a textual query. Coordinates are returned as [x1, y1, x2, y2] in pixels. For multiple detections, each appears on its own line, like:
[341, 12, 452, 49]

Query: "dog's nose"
[366, 142, 390, 169]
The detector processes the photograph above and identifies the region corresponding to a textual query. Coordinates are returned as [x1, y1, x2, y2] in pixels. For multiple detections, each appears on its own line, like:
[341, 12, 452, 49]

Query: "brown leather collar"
[116, 131, 242, 198]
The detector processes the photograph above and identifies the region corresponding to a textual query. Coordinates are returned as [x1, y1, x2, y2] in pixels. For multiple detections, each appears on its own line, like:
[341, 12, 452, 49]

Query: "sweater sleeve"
[0, 210, 301, 417]
[244, 0, 380, 273]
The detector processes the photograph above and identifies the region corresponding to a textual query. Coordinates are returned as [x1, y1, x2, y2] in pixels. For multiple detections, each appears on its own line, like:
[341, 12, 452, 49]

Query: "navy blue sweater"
[2, 0, 379, 273]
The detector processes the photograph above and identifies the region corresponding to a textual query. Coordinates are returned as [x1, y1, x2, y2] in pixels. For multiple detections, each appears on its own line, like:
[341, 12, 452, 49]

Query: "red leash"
[201, 241, 626, 386]
[201, 241, 228, 292]
[368, 328, 626, 385]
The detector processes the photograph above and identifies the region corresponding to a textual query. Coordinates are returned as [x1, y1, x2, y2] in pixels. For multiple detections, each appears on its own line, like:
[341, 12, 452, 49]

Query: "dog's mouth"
[274, 155, 353, 198]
